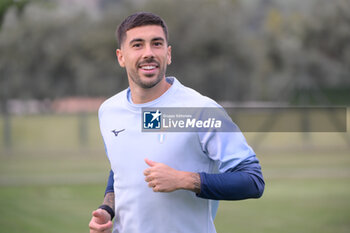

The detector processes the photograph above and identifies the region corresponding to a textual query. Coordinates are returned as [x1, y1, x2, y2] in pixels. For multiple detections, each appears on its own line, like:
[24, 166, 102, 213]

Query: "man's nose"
[142, 45, 155, 59]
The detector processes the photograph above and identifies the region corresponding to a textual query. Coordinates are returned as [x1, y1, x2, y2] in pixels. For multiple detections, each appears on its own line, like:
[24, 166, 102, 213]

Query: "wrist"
[179, 171, 201, 194]
[99, 204, 115, 220]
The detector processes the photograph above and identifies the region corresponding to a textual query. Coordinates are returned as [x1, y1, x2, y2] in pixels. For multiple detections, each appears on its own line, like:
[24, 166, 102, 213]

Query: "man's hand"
[143, 158, 201, 194]
[89, 208, 113, 233]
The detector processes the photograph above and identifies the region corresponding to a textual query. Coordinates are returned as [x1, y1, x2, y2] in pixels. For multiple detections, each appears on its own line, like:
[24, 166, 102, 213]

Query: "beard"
[129, 58, 167, 89]
[133, 70, 165, 89]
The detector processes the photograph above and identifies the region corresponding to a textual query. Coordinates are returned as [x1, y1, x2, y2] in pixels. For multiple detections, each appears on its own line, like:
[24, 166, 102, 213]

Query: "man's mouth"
[140, 65, 157, 70]
[138, 61, 159, 72]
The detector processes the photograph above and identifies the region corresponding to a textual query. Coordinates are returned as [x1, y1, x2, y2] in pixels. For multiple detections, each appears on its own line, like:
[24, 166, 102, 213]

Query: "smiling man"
[117, 24, 171, 93]
[89, 12, 264, 233]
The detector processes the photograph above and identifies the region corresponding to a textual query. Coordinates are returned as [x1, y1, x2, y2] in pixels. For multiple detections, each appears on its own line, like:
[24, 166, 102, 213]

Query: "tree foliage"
[0, 0, 29, 29]
[0, 0, 349, 104]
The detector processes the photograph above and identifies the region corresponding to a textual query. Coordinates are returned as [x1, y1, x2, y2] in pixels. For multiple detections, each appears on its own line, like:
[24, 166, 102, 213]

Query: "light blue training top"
[98, 77, 262, 233]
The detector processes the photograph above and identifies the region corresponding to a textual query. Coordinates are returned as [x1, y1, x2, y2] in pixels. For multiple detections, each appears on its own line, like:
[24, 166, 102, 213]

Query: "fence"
[0, 113, 102, 151]
[1, 108, 349, 153]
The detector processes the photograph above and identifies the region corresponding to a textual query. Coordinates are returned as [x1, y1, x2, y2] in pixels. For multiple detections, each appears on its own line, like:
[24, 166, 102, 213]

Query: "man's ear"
[116, 49, 125, 67]
[167, 45, 172, 65]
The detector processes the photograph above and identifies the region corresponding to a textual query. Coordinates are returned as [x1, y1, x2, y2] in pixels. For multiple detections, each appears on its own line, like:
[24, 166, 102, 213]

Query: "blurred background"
[0, 0, 349, 232]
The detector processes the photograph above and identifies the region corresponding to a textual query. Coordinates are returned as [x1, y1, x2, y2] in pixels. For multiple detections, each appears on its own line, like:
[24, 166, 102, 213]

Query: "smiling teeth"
[142, 66, 156, 70]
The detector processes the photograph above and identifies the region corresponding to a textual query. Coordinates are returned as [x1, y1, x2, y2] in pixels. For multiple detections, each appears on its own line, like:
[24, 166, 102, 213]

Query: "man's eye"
[154, 42, 163, 46]
[133, 43, 142, 48]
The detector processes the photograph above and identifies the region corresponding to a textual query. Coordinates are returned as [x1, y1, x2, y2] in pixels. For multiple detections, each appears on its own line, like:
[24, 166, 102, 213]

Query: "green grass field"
[0, 114, 350, 233]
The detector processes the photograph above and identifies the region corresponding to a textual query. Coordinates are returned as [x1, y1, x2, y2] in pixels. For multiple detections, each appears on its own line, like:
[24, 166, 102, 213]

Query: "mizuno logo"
[111, 129, 125, 136]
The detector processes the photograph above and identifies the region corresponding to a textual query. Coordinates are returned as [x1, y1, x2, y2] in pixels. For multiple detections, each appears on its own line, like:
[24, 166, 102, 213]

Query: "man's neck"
[129, 78, 171, 104]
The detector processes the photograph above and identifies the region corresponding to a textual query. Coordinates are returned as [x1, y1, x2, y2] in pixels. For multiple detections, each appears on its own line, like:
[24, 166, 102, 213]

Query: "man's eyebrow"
[152, 37, 165, 42]
[129, 38, 144, 45]
[129, 37, 165, 44]
[129, 37, 166, 46]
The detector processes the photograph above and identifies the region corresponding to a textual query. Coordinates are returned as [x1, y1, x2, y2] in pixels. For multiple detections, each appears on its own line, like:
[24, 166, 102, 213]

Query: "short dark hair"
[116, 12, 169, 47]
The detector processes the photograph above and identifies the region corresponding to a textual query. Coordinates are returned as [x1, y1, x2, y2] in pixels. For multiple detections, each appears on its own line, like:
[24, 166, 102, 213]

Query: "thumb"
[92, 209, 103, 218]
[92, 209, 109, 223]
[145, 158, 157, 167]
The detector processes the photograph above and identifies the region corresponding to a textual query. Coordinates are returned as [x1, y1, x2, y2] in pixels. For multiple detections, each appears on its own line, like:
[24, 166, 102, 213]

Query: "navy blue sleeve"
[104, 170, 114, 196]
[104, 163, 264, 200]
[197, 160, 265, 200]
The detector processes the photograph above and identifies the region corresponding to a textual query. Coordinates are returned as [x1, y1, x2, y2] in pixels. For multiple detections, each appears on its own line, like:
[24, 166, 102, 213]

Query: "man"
[89, 12, 264, 233]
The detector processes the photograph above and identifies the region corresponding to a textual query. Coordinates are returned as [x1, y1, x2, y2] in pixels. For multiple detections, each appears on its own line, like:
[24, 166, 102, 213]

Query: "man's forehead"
[125, 25, 166, 42]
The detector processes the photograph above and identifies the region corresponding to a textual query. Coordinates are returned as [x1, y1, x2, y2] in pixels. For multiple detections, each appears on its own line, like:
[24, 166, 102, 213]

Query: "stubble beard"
[130, 60, 167, 89]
